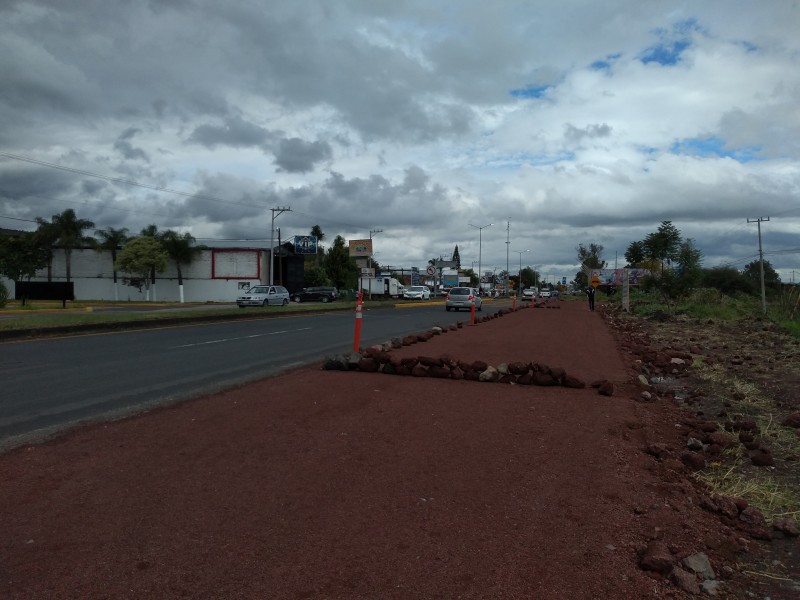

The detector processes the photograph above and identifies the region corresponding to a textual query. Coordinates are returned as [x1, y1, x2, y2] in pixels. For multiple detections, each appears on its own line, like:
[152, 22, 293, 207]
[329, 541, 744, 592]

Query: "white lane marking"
[171, 327, 311, 348]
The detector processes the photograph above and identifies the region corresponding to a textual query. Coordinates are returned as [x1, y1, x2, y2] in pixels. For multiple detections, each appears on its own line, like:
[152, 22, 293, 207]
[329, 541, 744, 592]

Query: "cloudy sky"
[1, 0, 799, 283]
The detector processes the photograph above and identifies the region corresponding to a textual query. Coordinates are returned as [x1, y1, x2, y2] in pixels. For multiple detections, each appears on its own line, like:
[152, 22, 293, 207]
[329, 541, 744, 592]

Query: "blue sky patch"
[640, 18, 700, 66]
[590, 52, 622, 71]
[510, 84, 550, 99]
[670, 136, 763, 161]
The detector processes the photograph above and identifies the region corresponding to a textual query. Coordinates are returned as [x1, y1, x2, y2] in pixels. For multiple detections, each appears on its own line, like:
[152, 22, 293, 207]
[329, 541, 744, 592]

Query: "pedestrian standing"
[586, 286, 596, 311]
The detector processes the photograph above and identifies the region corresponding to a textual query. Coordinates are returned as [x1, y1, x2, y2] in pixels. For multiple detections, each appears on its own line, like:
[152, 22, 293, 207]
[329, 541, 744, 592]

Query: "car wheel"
[477, 304, 482, 312]
[293, 296, 301, 303]
[446, 306, 451, 311]
[238, 305, 246, 309]
[261, 299, 269, 307]
[282, 298, 289, 306]
[321, 296, 329, 303]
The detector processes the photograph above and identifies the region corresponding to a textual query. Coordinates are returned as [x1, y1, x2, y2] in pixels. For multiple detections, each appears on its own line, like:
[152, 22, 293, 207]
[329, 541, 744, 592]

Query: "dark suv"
[291, 286, 338, 303]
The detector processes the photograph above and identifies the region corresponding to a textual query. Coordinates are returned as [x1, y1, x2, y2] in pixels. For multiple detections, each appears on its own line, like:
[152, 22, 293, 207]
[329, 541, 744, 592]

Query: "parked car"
[403, 285, 431, 300]
[521, 287, 536, 299]
[445, 287, 483, 312]
[291, 286, 338, 303]
[237, 285, 290, 307]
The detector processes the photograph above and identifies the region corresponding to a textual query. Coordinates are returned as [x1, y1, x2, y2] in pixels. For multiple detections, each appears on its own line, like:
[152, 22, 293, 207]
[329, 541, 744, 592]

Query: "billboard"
[293, 235, 318, 255]
[348, 239, 373, 258]
[590, 268, 649, 286]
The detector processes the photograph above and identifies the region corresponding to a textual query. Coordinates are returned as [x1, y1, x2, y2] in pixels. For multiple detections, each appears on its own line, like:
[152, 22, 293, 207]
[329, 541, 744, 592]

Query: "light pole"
[469, 222, 492, 294]
[515, 249, 530, 293]
[367, 229, 383, 299]
[269, 206, 291, 285]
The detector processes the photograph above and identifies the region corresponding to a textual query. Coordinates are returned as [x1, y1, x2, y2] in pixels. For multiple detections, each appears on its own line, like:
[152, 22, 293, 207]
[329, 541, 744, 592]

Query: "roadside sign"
[590, 275, 601, 288]
[426, 265, 436, 276]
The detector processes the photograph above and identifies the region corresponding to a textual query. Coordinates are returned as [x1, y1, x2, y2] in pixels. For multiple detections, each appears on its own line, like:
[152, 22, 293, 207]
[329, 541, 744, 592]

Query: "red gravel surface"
[0, 301, 747, 598]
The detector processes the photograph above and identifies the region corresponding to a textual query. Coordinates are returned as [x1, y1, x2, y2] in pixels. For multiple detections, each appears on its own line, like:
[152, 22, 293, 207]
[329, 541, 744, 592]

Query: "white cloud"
[1, 0, 798, 282]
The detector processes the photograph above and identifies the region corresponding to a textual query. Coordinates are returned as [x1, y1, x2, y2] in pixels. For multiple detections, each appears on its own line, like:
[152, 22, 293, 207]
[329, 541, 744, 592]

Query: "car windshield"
[449, 288, 470, 296]
[409, 287, 425, 292]
[248, 287, 266, 294]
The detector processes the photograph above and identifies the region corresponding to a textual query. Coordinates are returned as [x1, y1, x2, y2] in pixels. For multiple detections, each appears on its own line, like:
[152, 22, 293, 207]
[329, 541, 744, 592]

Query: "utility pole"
[747, 216, 770, 315]
[269, 206, 291, 285]
[368, 229, 383, 299]
[505, 220, 510, 295]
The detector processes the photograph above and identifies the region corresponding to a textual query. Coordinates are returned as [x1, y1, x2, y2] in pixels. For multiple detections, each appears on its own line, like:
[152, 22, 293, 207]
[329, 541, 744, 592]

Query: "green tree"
[575, 243, 606, 288]
[139, 224, 161, 297]
[303, 266, 330, 287]
[641, 237, 703, 312]
[95, 227, 129, 301]
[0, 232, 51, 304]
[34, 218, 59, 282]
[701, 266, 753, 296]
[324, 235, 359, 290]
[40, 209, 96, 282]
[643, 221, 681, 271]
[160, 230, 205, 303]
[310, 225, 325, 267]
[624, 240, 646, 267]
[742, 259, 781, 293]
[115, 237, 168, 301]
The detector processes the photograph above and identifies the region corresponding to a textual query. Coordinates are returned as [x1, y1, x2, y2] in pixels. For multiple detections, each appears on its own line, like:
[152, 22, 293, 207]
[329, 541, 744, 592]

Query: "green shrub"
[0, 281, 8, 308]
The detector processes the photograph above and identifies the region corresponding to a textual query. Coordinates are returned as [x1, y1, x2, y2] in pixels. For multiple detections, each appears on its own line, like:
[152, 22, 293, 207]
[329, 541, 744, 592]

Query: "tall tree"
[742, 259, 781, 292]
[160, 230, 205, 303]
[641, 236, 703, 313]
[452, 245, 461, 270]
[310, 225, 325, 267]
[33, 218, 59, 282]
[95, 227, 129, 301]
[324, 235, 359, 290]
[575, 243, 607, 288]
[624, 240, 646, 267]
[115, 237, 168, 301]
[139, 224, 161, 300]
[643, 221, 681, 271]
[42, 209, 95, 282]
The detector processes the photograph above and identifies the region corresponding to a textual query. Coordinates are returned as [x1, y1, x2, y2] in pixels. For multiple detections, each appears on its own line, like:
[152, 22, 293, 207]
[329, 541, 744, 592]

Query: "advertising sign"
[348, 239, 373, 258]
[293, 236, 317, 255]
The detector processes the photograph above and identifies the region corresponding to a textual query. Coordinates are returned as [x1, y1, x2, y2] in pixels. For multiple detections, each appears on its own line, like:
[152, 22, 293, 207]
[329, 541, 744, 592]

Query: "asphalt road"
[0, 302, 494, 449]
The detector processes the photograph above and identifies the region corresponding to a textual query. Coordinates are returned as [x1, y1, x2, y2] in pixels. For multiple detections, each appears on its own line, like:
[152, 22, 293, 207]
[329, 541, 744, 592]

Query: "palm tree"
[40, 209, 96, 282]
[160, 229, 204, 303]
[33, 219, 59, 282]
[95, 227, 129, 301]
[310, 225, 325, 267]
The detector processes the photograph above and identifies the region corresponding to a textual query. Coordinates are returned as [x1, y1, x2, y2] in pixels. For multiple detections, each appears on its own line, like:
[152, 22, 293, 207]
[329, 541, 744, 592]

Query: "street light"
[469, 222, 492, 293]
[515, 249, 530, 293]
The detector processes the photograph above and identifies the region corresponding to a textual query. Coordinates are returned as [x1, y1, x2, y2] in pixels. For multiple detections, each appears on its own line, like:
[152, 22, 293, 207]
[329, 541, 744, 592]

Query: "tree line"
[575, 220, 785, 312]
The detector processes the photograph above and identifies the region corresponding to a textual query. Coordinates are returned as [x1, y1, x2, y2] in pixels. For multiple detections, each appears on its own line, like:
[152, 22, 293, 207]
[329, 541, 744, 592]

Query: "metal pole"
[269, 206, 291, 285]
[469, 222, 492, 294]
[748, 216, 770, 315]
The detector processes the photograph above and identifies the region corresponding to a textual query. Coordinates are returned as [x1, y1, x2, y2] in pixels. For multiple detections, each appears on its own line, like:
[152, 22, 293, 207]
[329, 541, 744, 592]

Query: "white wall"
[3, 248, 269, 302]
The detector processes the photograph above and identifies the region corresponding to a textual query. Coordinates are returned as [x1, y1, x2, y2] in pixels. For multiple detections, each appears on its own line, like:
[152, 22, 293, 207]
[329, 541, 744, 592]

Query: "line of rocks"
[322, 307, 617, 393]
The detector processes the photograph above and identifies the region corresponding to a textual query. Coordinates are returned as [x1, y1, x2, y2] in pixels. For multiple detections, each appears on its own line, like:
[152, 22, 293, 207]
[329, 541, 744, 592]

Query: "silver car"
[237, 285, 290, 307]
[445, 287, 483, 312]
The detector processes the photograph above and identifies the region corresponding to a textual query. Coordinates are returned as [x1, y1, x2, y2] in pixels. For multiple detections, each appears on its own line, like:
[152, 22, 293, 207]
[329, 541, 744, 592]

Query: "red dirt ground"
[0, 301, 761, 598]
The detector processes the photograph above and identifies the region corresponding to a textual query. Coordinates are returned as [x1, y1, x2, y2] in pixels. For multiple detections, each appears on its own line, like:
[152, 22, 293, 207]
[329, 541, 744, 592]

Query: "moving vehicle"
[445, 287, 483, 312]
[540, 289, 551, 298]
[403, 285, 431, 300]
[291, 286, 338, 303]
[358, 276, 404, 298]
[237, 285, 290, 307]
[521, 287, 536, 299]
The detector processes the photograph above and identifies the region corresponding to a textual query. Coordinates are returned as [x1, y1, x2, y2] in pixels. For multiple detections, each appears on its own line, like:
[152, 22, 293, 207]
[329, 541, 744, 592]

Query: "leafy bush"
[0, 280, 7, 307]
